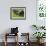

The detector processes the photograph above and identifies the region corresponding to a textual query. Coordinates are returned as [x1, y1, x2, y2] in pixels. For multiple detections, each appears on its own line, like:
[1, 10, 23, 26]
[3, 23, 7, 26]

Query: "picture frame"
[10, 7, 26, 20]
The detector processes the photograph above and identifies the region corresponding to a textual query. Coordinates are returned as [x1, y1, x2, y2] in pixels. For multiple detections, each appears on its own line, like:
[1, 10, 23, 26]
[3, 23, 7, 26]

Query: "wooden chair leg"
[17, 34, 18, 46]
[15, 33, 18, 46]
[4, 33, 7, 46]
[4, 41, 7, 46]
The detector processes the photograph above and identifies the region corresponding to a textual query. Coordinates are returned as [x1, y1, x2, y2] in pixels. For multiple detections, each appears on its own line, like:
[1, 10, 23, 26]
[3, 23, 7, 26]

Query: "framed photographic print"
[10, 7, 26, 20]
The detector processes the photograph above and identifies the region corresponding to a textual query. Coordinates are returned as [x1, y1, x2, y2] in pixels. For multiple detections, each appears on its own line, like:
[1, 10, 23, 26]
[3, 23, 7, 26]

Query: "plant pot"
[37, 38, 44, 44]
[37, 39, 40, 43]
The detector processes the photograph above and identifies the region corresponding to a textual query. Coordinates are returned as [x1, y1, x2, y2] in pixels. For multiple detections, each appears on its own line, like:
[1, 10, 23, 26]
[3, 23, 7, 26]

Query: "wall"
[0, 0, 36, 42]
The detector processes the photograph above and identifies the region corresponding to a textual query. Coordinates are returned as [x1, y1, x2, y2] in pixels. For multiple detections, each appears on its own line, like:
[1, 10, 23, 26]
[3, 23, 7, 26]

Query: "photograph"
[10, 7, 26, 20]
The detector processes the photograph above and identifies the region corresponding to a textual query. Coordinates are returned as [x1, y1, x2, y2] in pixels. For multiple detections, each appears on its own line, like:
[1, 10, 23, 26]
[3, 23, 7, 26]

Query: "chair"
[18, 33, 30, 46]
[4, 27, 19, 46]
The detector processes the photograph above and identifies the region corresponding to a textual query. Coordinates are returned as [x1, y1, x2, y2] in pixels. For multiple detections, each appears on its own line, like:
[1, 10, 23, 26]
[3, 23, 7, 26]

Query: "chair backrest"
[11, 27, 18, 34]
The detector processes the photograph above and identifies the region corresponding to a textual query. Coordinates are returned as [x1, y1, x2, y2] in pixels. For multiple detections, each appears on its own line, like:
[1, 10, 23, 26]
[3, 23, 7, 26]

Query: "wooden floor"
[0, 42, 46, 46]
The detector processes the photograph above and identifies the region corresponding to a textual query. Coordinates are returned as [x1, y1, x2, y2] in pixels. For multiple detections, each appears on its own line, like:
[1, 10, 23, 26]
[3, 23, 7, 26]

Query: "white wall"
[0, 0, 37, 42]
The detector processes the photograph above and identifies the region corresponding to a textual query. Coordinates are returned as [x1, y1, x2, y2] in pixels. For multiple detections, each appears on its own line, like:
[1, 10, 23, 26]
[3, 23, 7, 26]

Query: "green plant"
[32, 25, 39, 30]
[32, 25, 45, 30]
[33, 32, 46, 40]
[40, 26, 45, 29]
